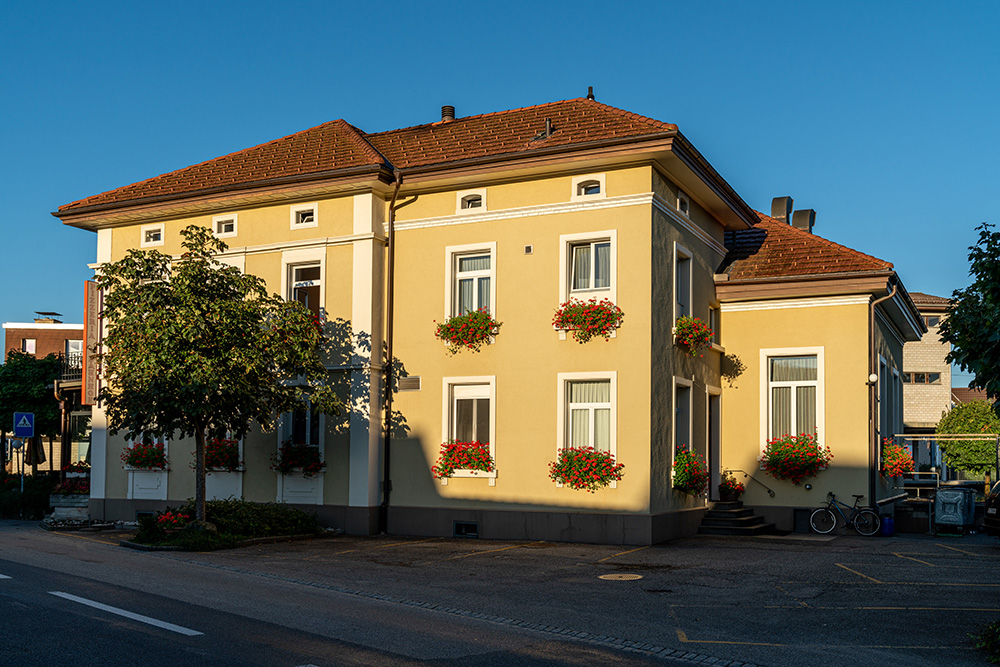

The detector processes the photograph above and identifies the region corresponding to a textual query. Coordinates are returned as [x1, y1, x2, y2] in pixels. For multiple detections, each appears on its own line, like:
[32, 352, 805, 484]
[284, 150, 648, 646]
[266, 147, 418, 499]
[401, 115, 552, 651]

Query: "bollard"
[880, 516, 895, 537]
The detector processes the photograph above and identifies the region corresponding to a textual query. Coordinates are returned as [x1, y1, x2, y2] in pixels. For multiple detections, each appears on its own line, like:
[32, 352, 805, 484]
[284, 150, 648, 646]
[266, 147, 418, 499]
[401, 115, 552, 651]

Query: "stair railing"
[724, 469, 776, 498]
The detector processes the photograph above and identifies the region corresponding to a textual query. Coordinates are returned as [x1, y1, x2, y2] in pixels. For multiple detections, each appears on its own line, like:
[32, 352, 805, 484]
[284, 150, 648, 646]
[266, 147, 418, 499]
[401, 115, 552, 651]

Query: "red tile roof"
[951, 387, 995, 404]
[721, 212, 893, 279]
[58, 99, 678, 213]
[909, 292, 951, 308]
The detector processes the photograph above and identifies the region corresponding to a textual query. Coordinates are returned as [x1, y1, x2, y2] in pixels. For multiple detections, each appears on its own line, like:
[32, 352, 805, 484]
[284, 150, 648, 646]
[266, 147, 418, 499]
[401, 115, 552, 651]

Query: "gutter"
[869, 280, 898, 505]
[379, 168, 404, 534]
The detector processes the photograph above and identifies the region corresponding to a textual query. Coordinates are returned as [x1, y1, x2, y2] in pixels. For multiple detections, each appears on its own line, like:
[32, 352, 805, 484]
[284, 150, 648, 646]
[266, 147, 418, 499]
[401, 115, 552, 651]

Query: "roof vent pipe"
[545, 118, 552, 137]
[441, 105, 455, 122]
[770, 196, 793, 223]
[586, 86, 595, 100]
[792, 209, 816, 234]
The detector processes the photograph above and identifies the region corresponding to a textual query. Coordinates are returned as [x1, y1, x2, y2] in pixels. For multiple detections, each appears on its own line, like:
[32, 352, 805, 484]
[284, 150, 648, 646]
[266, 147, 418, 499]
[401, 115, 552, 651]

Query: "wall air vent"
[398, 376, 421, 391]
[453, 521, 479, 538]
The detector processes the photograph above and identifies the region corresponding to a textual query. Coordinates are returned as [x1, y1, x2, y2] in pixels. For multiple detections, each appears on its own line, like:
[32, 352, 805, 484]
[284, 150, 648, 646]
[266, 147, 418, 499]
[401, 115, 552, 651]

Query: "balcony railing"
[59, 352, 83, 381]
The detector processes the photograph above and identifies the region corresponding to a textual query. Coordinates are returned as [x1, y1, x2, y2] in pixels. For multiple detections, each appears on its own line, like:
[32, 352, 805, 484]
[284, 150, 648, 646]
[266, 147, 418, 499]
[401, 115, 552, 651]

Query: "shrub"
[881, 439, 915, 477]
[552, 298, 624, 343]
[674, 316, 713, 357]
[271, 440, 325, 477]
[672, 448, 709, 495]
[549, 447, 624, 492]
[434, 309, 502, 354]
[761, 433, 833, 484]
[432, 441, 495, 478]
[0, 473, 57, 519]
[121, 441, 168, 469]
[972, 618, 1000, 664]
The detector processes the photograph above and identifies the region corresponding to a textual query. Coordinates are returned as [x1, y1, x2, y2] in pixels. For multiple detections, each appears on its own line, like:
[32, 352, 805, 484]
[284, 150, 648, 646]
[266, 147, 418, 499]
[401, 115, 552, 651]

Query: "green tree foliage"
[0, 351, 62, 469]
[940, 223, 1000, 399]
[95, 225, 343, 521]
[935, 400, 999, 477]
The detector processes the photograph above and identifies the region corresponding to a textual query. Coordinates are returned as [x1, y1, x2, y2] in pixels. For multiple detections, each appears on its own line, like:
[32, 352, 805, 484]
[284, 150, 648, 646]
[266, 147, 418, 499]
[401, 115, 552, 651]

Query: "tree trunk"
[1, 429, 6, 471]
[194, 428, 206, 522]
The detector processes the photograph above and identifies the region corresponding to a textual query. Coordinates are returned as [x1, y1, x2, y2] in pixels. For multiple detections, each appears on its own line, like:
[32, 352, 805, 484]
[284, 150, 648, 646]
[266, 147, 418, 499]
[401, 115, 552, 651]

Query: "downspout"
[869, 281, 898, 504]
[380, 168, 403, 534]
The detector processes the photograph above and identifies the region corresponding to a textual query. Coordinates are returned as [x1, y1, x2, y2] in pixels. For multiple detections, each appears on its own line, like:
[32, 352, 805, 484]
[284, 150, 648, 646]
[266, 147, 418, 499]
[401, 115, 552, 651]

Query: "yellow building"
[53, 98, 921, 543]
[715, 201, 924, 530]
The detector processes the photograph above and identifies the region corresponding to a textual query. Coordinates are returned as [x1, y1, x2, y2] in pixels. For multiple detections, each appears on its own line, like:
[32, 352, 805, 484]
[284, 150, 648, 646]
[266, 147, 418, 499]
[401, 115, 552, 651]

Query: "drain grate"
[598, 573, 643, 581]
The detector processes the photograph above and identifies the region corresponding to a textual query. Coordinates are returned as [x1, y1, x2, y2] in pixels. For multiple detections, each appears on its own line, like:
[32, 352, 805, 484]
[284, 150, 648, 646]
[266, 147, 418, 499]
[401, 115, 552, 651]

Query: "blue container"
[880, 516, 894, 537]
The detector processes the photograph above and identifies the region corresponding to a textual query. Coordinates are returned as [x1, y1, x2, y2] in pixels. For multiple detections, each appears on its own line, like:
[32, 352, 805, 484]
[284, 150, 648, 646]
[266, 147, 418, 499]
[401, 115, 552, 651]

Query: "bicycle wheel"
[809, 507, 837, 534]
[853, 509, 881, 536]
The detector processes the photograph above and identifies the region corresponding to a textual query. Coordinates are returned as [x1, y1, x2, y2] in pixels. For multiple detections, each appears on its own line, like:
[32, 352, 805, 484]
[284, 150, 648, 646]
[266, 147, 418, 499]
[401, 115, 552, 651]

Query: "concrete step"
[705, 508, 755, 519]
[701, 515, 769, 528]
[711, 501, 744, 511]
[698, 523, 776, 536]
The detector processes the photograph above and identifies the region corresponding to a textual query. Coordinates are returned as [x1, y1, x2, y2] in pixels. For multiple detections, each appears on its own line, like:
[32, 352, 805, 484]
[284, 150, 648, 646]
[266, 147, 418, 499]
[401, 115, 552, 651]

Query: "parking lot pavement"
[132, 530, 998, 667]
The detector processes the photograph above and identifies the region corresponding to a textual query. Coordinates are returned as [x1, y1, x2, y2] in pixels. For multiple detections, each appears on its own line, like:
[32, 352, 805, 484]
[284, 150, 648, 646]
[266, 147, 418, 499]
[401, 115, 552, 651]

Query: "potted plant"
[51, 479, 90, 496]
[760, 433, 833, 484]
[718, 473, 745, 502]
[155, 509, 191, 534]
[434, 308, 502, 354]
[201, 437, 243, 473]
[674, 315, 713, 357]
[881, 438, 915, 477]
[432, 440, 495, 479]
[271, 440, 326, 478]
[672, 447, 709, 495]
[548, 446, 625, 492]
[121, 441, 169, 470]
[552, 298, 625, 343]
[62, 461, 90, 478]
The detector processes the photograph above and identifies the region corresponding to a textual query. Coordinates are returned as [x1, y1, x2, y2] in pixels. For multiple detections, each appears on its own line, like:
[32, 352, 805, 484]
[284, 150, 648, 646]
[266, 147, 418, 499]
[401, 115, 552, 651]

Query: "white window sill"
[555, 326, 617, 341]
[441, 470, 497, 486]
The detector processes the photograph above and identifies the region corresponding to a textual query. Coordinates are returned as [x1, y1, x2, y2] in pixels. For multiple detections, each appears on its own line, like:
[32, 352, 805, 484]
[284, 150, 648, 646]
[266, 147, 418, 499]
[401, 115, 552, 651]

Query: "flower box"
[49, 494, 89, 521]
[552, 299, 624, 343]
[434, 309, 502, 354]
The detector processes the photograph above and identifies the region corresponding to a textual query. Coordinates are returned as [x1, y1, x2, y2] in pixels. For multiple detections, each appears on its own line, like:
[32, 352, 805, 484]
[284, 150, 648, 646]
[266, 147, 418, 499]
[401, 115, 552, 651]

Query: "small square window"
[22, 338, 36, 354]
[925, 315, 940, 328]
[141, 224, 164, 247]
[570, 174, 606, 202]
[678, 192, 690, 217]
[456, 189, 487, 215]
[290, 203, 319, 229]
[213, 214, 238, 238]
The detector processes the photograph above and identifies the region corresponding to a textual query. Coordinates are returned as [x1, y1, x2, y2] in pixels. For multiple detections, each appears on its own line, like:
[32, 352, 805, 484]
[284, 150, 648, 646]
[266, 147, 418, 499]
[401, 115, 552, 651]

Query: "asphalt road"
[1, 520, 997, 666]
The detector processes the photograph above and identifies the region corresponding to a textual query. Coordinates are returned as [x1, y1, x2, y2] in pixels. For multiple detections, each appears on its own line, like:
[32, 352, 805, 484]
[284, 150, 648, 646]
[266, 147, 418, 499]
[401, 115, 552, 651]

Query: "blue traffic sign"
[13, 412, 34, 438]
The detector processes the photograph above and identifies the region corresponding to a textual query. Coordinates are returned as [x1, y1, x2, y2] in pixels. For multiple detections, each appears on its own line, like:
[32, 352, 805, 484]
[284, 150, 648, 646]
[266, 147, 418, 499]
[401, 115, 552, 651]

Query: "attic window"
[213, 213, 237, 238]
[677, 192, 690, 217]
[290, 203, 319, 229]
[141, 224, 164, 247]
[455, 189, 487, 215]
[570, 174, 606, 202]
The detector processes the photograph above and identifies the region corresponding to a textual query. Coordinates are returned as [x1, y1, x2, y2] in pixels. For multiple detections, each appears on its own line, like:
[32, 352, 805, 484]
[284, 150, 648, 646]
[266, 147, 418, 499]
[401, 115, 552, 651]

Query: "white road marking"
[49, 591, 203, 636]
[0, 575, 11, 579]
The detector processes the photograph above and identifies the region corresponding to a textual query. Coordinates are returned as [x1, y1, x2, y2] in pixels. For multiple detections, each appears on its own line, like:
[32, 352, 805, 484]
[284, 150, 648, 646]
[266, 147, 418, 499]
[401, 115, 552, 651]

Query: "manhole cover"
[598, 573, 643, 581]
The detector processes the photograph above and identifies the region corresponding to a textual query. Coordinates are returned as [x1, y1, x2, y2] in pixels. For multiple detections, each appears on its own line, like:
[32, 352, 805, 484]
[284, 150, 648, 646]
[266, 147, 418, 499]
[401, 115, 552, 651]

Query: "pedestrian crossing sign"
[13, 412, 34, 438]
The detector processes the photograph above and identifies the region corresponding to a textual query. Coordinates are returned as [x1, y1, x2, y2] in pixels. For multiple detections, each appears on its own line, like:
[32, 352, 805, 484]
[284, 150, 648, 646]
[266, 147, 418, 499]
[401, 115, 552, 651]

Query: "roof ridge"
[335, 119, 391, 167]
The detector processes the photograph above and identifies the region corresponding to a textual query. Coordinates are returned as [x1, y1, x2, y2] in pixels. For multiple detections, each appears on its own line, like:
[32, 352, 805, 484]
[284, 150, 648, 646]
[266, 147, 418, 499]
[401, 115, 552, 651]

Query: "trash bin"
[935, 488, 976, 528]
[880, 515, 894, 537]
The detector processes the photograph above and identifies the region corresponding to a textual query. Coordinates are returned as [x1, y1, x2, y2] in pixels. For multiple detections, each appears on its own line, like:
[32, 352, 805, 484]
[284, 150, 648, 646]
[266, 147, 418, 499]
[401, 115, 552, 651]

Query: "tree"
[95, 225, 343, 522]
[940, 223, 1000, 400]
[0, 351, 62, 471]
[936, 400, 999, 485]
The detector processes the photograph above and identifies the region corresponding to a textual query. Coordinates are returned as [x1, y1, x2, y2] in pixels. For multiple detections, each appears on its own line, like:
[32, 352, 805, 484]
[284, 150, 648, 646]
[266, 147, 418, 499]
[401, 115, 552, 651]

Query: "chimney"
[770, 196, 793, 223]
[441, 105, 455, 123]
[34, 311, 62, 324]
[792, 209, 816, 234]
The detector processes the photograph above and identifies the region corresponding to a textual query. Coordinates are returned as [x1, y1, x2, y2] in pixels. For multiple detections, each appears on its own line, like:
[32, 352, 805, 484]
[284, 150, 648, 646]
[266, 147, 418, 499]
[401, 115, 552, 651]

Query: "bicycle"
[809, 492, 881, 536]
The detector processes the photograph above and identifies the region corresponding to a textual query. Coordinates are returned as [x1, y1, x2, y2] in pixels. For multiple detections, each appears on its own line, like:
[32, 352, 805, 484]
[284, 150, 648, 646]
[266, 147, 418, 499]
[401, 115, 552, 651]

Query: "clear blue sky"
[1, 1, 993, 385]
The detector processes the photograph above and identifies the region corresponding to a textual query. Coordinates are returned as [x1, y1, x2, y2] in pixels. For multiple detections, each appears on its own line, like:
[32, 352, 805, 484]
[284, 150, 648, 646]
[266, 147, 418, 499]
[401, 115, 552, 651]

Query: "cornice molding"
[720, 295, 873, 312]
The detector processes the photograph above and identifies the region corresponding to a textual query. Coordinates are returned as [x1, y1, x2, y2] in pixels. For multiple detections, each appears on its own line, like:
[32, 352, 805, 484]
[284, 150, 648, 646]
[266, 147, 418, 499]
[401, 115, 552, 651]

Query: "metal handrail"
[725, 469, 776, 497]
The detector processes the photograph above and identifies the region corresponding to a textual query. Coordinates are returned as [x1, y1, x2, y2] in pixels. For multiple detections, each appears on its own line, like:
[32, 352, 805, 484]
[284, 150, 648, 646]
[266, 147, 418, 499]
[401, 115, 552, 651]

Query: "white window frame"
[21, 338, 36, 354]
[456, 188, 487, 214]
[290, 202, 319, 230]
[570, 173, 606, 201]
[140, 223, 164, 248]
[281, 248, 326, 317]
[280, 405, 324, 452]
[212, 213, 238, 239]
[558, 230, 617, 306]
[673, 377, 694, 453]
[759, 347, 825, 452]
[677, 191, 691, 217]
[556, 371, 618, 488]
[673, 242, 692, 326]
[441, 376, 497, 483]
[444, 242, 497, 320]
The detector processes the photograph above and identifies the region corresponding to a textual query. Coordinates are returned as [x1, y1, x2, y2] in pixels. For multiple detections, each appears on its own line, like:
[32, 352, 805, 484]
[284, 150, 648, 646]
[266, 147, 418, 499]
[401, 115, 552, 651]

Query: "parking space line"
[374, 537, 441, 549]
[935, 543, 978, 556]
[426, 541, 543, 564]
[0, 574, 10, 579]
[894, 552, 935, 566]
[53, 531, 121, 546]
[675, 627, 787, 647]
[50, 591, 203, 636]
[596, 545, 649, 562]
[835, 563, 883, 583]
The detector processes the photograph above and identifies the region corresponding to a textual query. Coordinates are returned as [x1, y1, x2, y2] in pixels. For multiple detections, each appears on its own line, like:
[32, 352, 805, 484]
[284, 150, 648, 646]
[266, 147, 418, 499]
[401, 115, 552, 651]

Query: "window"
[21, 338, 35, 354]
[289, 264, 322, 318]
[456, 189, 487, 214]
[66, 340, 83, 369]
[140, 224, 164, 247]
[442, 377, 496, 481]
[213, 213, 237, 238]
[708, 306, 720, 345]
[768, 356, 818, 439]
[677, 192, 690, 217]
[924, 315, 940, 328]
[570, 174, 606, 201]
[285, 404, 321, 447]
[674, 380, 692, 450]
[570, 240, 612, 293]
[556, 372, 617, 474]
[904, 372, 941, 385]
[290, 203, 319, 229]
[445, 243, 496, 319]
[674, 244, 692, 321]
